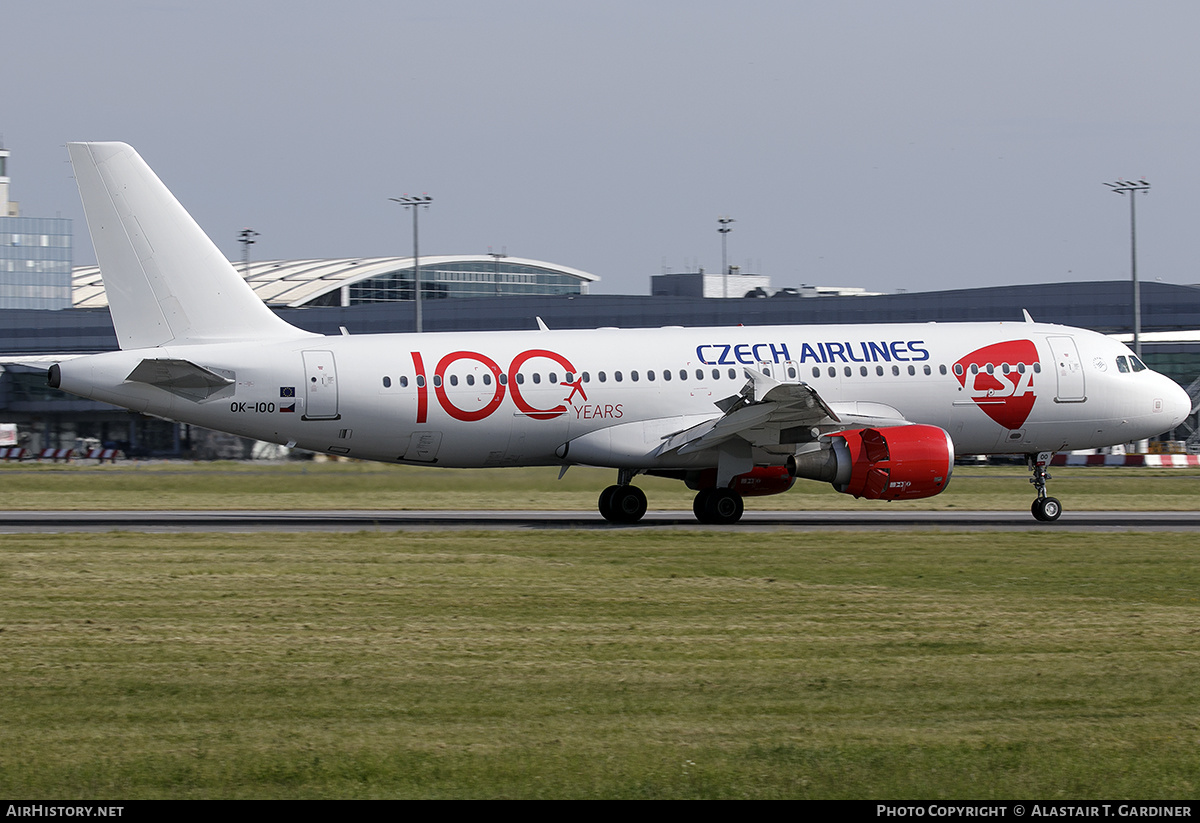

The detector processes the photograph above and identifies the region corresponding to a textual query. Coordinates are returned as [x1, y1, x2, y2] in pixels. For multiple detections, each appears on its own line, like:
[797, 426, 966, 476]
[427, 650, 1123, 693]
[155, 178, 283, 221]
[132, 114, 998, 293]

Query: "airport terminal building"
[1, 265, 1198, 456]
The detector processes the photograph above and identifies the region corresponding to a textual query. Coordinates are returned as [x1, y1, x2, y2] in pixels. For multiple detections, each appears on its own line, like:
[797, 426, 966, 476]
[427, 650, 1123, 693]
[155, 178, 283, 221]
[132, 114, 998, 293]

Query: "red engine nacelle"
[796, 424, 954, 501]
[688, 465, 797, 497]
[730, 465, 797, 497]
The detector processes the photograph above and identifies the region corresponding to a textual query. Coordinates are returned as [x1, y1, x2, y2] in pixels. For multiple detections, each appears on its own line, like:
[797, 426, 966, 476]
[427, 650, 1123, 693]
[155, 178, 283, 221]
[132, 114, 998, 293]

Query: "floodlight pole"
[718, 216, 735, 298]
[237, 228, 259, 277]
[390, 195, 433, 332]
[1103, 179, 1150, 357]
[488, 247, 507, 297]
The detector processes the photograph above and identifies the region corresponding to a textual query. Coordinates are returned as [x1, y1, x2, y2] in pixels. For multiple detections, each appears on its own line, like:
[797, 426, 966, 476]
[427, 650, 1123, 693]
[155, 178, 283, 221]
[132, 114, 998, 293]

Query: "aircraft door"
[302, 350, 340, 419]
[1047, 336, 1086, 402]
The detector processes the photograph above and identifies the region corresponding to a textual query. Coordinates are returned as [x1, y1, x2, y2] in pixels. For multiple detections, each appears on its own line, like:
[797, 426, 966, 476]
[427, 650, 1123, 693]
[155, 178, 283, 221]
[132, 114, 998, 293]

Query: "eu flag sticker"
[280, 387, 296, 398]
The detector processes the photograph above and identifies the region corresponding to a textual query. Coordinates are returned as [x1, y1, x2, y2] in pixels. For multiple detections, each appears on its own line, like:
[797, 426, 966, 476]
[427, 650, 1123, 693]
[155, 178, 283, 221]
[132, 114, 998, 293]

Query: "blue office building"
[0, 146, 72, 310]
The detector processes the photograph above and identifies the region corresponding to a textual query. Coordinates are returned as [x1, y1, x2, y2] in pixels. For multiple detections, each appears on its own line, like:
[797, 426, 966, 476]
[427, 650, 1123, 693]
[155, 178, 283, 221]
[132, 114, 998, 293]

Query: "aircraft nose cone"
[1166, 379, 1193, 429]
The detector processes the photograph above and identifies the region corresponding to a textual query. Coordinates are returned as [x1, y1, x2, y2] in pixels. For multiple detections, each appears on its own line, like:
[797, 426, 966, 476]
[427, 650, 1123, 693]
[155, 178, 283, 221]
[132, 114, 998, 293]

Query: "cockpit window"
[1116, 356, 1130, 373]
[1131, 356, 1147, 372]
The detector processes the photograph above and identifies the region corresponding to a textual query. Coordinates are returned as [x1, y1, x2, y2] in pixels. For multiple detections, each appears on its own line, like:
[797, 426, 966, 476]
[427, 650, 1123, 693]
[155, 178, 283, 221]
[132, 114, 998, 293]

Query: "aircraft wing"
[656, 367, 911, 457]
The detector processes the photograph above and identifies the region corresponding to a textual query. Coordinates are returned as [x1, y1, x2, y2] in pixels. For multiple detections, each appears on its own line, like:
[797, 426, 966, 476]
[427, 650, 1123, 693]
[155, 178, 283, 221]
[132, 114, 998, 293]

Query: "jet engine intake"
[793, 425, 954, 500]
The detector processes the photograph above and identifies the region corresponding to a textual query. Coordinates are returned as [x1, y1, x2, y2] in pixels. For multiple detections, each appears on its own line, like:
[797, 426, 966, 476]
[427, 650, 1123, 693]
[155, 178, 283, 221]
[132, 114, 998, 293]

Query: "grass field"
[2, 527, 1199, 799]
[0, 459, 1197, 512]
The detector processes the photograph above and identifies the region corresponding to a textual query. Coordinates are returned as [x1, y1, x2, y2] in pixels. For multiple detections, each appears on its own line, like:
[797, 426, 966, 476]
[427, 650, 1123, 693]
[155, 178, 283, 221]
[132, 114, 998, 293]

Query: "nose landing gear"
[1028, 451, 1062, 522]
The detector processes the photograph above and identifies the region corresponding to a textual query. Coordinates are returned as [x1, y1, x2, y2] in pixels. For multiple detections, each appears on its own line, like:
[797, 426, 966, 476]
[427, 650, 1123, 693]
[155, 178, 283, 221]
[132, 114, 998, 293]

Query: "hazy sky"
[5, 0, 1200, 296]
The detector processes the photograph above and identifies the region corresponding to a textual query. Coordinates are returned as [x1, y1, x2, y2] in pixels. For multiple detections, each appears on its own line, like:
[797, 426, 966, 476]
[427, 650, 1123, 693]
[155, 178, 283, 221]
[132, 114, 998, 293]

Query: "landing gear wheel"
[1027, 452, 1062, 523]
[600, 484, 647, 524]
[598, 485, 619, 521]
[1032, 496, 1062, 522]
[693, 488, 744, 525]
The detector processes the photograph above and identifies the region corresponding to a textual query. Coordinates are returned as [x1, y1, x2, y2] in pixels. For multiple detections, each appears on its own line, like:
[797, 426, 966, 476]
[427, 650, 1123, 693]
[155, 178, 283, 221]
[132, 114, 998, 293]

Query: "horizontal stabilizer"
[126, 358, 234, 401]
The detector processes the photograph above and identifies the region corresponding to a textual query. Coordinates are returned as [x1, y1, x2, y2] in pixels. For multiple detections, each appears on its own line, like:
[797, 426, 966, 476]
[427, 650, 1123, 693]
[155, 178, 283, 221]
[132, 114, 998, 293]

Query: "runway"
[0, 509, 1195, 532]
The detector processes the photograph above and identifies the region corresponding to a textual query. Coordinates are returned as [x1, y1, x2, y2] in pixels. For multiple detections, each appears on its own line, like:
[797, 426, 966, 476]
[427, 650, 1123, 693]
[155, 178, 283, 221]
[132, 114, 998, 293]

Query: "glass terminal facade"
[310, 260, 585, 306]
[0, 217, 72, 309]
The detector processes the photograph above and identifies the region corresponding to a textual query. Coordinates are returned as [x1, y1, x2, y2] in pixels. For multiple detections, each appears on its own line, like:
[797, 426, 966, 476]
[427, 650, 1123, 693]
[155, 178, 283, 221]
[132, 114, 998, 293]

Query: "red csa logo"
[953, 339, 1039, 430]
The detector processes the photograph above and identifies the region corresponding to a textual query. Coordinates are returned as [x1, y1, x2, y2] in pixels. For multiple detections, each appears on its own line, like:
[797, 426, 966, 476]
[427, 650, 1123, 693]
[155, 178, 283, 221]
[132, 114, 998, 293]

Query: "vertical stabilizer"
[68, 142, 311, 349]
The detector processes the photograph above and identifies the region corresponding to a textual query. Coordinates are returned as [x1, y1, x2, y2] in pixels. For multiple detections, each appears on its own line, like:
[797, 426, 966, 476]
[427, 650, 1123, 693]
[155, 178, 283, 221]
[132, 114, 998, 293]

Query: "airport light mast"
[488, 247, 507, 297]
[391, 195, 433, 332]
[718, 216, 735, 298]
[1103, 178, 1150, 357]
[237, 228, 259, 277]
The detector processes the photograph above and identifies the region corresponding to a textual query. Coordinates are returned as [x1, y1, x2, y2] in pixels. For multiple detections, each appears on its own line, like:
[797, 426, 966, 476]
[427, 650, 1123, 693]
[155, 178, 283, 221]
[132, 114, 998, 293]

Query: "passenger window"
[843, 366, 851, 377]
[954, 364, 964, 376]
[892, 366, 900, 376]
[382, 376, 391, 388]
[449, 375, 458, 386]
[532, 373, 541, 384]
[712, 368, 720, 380]
[466, 374, 475, 386]
[549, 372, 557, 383]
[860, 366, 868, 377]
[728, 368, 736, 379]
[599, 371, 607, 383]
[581, 371, 590, 383]
[663, 370, 671, 382]
[499, 374, 508, 385]
[828, 367, 836, 378]
[923, 365, 931, 376]
[631, 371, 639, 382]
[787, 367, 797, 379]
[433, 375, 442, 387]
[615, 371, 623, 382]
[939, 365, 947, 375]
[516, 374, 525, 385]
[482, 374, 491, 385]
[1033, 363, 1042, 374]
[812, 367, 821, 378]
[695, 369, 703, 380]
[679, 369, 687, 380]
[400, 376, 409, 387]
[416, 375, 426, 388]
[647, 370, 655, 381]
[908, 365, 916, 376]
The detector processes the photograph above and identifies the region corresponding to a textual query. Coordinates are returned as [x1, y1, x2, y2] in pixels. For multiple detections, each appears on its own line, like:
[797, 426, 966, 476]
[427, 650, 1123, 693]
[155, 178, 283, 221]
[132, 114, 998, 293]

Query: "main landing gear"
[596, 470, 748, 525]
[598, 469, 648, 524]
[1028, 451, 1062, 522]
[692, 487, 745, 525]
[598, 484, 647, 524]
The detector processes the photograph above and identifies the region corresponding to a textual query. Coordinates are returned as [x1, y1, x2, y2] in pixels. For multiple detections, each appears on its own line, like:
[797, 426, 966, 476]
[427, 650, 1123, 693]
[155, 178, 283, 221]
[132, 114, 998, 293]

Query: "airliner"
[47, 143, 1192, 523]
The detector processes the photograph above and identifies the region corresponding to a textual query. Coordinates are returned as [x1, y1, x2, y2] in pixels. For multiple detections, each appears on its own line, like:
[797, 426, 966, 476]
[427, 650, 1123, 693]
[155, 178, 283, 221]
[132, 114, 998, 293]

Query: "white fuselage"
[54, 320, 1190, 471]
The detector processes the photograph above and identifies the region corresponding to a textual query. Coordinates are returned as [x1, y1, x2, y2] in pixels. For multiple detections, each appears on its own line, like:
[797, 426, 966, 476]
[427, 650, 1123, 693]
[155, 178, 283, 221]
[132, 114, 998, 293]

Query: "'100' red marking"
[411, 349, 577, 423]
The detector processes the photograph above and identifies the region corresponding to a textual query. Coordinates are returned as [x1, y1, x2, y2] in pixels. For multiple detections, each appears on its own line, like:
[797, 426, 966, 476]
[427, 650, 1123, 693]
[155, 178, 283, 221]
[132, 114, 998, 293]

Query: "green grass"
[2, 529, 1199, 798]
[0, 460, 1196, 511]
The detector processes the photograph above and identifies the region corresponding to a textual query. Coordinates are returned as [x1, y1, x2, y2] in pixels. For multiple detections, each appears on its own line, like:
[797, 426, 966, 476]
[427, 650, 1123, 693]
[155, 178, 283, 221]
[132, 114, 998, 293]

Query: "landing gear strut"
[1028, 451, 1062, 522]
[598, 468, 647, 524]
[692, 487, 745, 525]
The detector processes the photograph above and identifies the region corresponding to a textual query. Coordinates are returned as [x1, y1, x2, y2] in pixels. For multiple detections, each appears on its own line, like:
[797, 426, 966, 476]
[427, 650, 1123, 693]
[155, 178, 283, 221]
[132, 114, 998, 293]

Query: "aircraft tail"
[68, 142, 312, 349]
